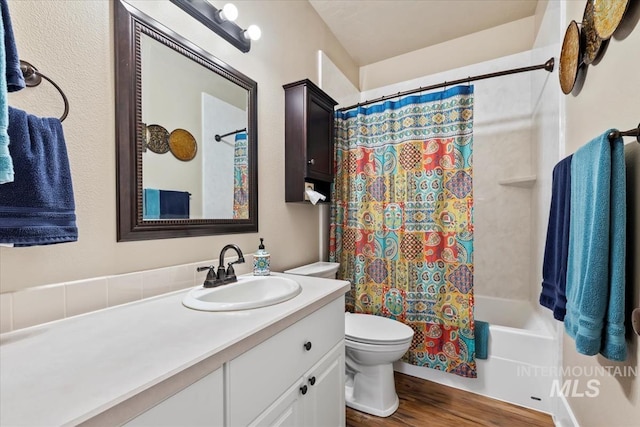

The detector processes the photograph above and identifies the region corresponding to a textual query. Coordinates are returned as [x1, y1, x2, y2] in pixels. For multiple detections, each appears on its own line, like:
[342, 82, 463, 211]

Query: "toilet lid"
[345, 313, 414, 345]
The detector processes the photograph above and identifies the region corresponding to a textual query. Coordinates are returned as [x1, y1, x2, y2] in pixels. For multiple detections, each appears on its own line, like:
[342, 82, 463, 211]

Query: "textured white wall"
[528, 3, 564, 424]
[529, 1, 562, 309]
[1, 0, 358, 292]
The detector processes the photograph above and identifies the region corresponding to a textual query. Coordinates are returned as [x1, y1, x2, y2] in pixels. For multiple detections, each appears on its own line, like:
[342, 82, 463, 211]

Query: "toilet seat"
[345, 313, 414, 345]
[345, 337, 413, 353]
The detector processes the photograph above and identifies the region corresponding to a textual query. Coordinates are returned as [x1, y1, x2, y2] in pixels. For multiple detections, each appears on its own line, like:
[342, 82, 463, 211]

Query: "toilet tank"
[284, 262, 340, 279]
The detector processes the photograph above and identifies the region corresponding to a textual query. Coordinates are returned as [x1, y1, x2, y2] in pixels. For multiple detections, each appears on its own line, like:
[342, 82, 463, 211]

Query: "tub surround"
[0, 273, 350, 426]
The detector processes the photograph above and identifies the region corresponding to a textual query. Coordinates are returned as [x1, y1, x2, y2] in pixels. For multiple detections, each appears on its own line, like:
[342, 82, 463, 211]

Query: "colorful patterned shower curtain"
[329, 86, 476, 378]
[233, 132, 248, 219]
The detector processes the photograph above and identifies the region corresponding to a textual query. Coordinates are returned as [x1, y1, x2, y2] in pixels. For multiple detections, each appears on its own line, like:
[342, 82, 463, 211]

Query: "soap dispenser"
[253, 238, 270, 276]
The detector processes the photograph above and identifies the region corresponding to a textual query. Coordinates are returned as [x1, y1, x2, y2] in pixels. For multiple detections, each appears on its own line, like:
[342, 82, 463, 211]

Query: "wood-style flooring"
[346, 373, 554, 427]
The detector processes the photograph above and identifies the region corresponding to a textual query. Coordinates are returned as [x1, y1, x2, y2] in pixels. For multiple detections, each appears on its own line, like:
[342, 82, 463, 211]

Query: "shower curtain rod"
[214, 127, 247, 142]
[338, 57, 555, 112]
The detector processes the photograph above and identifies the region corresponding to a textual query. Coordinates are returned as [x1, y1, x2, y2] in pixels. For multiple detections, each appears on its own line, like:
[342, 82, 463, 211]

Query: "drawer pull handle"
[303, 341, 312, 351]
[307, 158, 315, 165]
[308, 376, 316, 386]
[300, 385, 308, 395]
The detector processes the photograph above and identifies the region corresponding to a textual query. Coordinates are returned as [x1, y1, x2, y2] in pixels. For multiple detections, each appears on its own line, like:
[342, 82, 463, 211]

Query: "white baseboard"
[552, 394, 579, 427]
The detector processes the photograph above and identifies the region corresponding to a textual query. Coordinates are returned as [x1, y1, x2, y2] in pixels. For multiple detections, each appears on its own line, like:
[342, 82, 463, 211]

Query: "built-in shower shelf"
[498, 175, 537, 188]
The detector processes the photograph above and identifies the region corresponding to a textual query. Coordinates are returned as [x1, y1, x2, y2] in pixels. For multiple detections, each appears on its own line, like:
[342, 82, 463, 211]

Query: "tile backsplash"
[0, 256, 253, 334]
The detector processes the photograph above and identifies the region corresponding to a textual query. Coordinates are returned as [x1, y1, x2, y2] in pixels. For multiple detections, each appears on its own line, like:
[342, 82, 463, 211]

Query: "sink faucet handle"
[226, 263, 237, 280]
[197, 265, 219, 288]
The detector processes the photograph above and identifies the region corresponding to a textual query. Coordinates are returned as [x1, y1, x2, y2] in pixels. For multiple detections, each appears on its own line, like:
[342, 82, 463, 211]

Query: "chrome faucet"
[197, 244, 245, 288]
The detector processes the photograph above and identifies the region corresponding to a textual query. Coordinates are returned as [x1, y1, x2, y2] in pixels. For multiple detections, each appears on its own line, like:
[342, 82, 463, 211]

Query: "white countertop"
[0, 273, 350, 426]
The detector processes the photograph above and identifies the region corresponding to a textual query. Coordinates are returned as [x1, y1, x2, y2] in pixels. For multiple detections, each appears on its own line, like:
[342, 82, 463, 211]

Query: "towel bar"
[608, 123, 640, 143]
[19, 60, 69, 122]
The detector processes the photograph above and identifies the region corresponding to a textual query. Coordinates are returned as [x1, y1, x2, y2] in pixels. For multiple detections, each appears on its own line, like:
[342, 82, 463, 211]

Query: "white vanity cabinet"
[124, 368, 224, 426]
[127, 296, 345, 427]
[0, 274, 350, 427]
[229, 297, 345, 427]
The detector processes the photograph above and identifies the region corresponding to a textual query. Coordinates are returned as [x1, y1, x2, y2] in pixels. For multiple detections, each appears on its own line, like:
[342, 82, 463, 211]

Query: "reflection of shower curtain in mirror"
[330, 86, 477, 377]
[233, 132, 248, 219]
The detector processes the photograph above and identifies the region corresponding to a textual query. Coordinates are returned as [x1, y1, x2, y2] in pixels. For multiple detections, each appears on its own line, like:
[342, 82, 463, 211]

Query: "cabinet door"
[124, 367, 223, 427]
[229, 298, 344, 426]
[303, 341, 345, 427]
[248, 379, 305, 427]
[306, 96, 333, 182]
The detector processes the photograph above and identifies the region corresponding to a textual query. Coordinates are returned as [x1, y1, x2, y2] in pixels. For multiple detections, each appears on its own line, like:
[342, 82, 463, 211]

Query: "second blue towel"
[564, 131, 626, 361]
[540, 155, 572, 320]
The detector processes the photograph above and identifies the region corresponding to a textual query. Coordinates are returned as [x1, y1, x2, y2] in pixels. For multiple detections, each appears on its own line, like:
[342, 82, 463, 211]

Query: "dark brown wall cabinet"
[283, 79, 338, 203]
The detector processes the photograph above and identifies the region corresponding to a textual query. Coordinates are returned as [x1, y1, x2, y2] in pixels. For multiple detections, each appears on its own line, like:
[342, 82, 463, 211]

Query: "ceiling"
[309, 0, 539, 66]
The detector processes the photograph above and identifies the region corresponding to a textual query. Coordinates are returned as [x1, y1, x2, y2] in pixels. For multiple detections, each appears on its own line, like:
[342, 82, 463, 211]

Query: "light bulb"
[219, 3, 238, 22]
[244, 24, 261, 41]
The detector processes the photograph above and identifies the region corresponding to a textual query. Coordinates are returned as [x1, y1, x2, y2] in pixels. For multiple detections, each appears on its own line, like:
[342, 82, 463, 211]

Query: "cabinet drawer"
[229, 297, 344, 426]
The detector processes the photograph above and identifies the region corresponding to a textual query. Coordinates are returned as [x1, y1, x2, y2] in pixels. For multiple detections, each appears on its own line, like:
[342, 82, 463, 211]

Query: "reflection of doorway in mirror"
[202, 93, 248, 219]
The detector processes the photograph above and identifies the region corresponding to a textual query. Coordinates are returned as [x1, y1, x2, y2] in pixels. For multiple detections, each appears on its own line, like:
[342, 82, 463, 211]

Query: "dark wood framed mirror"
[115, 0, 258, 241]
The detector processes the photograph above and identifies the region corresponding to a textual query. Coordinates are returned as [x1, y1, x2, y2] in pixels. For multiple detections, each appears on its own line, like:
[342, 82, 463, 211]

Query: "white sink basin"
[182, 275, 302, 311]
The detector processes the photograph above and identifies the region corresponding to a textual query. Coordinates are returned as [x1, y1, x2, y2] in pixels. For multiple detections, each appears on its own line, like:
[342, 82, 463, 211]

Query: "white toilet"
[284, 262, 414, 417]
[343, 313, 413, 416]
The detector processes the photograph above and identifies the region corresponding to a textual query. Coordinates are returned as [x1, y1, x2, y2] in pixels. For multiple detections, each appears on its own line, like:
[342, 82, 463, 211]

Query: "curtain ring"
[467, 77, 471, 87]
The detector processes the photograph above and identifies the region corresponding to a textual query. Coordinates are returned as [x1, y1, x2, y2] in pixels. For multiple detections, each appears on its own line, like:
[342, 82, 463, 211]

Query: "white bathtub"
[395, 295, 557, 413]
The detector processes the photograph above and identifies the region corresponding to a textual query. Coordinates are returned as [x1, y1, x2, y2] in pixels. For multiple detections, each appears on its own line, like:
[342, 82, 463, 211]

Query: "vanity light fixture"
[170, 0, 260, 53]
[244, 24, 262, 41]
[217, 3, 238, 22]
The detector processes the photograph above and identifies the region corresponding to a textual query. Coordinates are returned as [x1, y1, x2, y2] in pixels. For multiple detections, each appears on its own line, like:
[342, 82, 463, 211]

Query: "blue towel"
[159, 190, 190, 219]
[0, 107, 77, 246]
[0, 5, 11, 184]
[539, 155, 572, 320]
[0, 0, 26, 184]
[143, 188, 160, 219]
[564, 131, 626, 361]
[475, 320, 489, 359]
[1, 0, 24, 93]
[0, 0, 25, 184]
